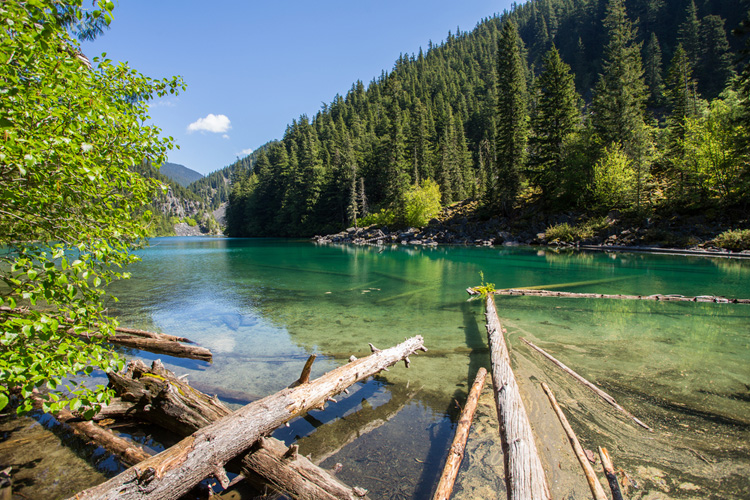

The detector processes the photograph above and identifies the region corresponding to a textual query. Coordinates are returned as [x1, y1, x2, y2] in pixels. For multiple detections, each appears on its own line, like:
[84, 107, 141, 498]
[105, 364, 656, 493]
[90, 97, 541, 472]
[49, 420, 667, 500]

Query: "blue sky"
[82, 1, 515, 176]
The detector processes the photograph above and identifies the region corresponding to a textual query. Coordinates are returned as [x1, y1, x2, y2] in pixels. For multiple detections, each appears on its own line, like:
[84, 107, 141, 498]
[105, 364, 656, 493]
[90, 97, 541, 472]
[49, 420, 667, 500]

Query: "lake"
[12, 237, 750, 499]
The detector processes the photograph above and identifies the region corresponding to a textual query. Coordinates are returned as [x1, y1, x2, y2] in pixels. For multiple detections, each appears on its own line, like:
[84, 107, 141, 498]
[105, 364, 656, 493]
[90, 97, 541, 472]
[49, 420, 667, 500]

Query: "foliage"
[590, 144, 636, 210]
[0, 0, 183, 415]
[545, 217, 610, 242]
[712, 229, 750, 251]
[544, 222, 577, 242]
[474, 271, 496, 297]
[358, 209, 397, 228]
[399, 180, 442, 228]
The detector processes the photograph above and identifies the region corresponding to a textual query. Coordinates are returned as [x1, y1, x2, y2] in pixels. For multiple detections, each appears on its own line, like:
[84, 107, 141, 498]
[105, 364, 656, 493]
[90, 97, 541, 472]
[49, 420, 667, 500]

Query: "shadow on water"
[410, 299, 491, 499]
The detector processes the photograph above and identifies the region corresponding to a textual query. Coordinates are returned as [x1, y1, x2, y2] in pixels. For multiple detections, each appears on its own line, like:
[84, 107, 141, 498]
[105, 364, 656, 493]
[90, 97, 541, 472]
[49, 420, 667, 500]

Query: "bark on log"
[70, 335, 425, 500]
[104, 359, 368, 500]
[541, 383, 608, 500]
[30, 393, 151, 465]
[466, 288, 750, 304]
[432, 367, 487, 500]
[598, 447, 625, 500]
[240, 437, 369, 500]
[111, 326, 191, 343]
[103, 334, 213, 362]
[484, 295, 550, 500]
[521, 338, 652, 431]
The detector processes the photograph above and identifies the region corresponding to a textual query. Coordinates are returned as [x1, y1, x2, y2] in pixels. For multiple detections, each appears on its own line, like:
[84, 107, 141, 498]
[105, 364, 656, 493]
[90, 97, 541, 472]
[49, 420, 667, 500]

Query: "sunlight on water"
[8, 238, 747, 498]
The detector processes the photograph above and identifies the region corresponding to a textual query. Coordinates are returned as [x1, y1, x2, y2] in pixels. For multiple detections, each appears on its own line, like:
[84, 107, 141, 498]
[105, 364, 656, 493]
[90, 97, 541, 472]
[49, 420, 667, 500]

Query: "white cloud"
[240, 148, 254, 156]
[222, 134, 230, 140]
[187, 113, 231, 134]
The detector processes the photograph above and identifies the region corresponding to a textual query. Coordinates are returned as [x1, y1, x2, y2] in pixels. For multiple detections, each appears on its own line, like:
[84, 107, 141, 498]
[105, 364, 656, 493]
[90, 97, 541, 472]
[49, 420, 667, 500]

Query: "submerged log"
[541, 383, 608, 500]
[102, 333, 213, 362]
[484, 295, 550, 500]
[521, 338, 652, 431]
[70, 336, 425, 500]
[467, 288, 750, 304]
[30, 392, 151, 466]
[432, 367, 487, 500]
[598, 447, 625, 500]
[104, 359, 367, 500]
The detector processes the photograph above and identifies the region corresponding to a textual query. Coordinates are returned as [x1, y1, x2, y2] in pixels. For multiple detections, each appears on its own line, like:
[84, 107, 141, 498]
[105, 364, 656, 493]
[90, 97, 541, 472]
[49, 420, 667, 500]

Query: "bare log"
[432, 367, 487, 500]
[70, 335, 425, 500]
[105, 359, 368, 499]
[30, 392, 151, 465]
[521, 338, 652, 431]
[105, 334, 213, 362]
[484, 295, 550, 500]
[466, 288, 750, 304]
[541, 383, 608, 500]
[111, 326, 192, 343]
[598, 447, 625, 500]
[240, 437, 368, 500]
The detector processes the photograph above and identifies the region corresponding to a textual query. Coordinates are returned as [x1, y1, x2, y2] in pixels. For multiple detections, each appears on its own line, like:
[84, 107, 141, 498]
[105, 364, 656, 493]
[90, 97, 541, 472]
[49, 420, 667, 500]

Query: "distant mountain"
[158, 162, 204, 187]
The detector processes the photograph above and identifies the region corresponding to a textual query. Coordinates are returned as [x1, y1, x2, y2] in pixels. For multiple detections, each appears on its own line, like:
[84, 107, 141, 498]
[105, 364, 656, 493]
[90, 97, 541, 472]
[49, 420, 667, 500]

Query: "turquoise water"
[97, 238, 750, 498]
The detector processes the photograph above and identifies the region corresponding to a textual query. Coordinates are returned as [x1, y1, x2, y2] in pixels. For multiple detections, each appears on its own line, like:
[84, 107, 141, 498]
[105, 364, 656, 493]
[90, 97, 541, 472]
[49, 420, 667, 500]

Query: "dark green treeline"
[225, 0, 748, 237]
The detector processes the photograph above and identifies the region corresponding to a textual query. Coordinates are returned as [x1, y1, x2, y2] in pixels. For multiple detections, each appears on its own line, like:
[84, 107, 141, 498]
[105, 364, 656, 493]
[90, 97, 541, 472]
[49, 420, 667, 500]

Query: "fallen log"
[104, 359, 368, 500]
[541, 382, 607, 500]
[110, 326, 192, 343]
[102, 333, 212, 362]
[598, 447, 625, 500]
[484, 295, 550, 500]
[30, 392, 151, 466]
[70, 335, 425, 500]
[466, 288, 750, 304]
[432, 367, 487, 500]
[521, 338, 652, 431]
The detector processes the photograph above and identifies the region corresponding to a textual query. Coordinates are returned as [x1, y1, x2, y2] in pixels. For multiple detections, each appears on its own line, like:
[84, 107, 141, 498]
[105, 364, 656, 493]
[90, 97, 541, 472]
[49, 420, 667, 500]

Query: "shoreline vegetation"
[312, 199, 750, 257]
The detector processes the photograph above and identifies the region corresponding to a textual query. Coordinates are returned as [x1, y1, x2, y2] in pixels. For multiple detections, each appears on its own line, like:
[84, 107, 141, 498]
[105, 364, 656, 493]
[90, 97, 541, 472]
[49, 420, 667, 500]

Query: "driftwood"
[98, 333, 212, 361]
[432, 367, 487, 500]
[467, 288, 750, 304]
[598, 447, 625, 500]
[103, 358, 368, 500]
[30, 392, 151, 465]
[70, 335, 426, 500]
[484, 295, 551, 500]
[541, 383, 608, 500]
[0, 468, 11, 500]
[521, 338, 652, 431]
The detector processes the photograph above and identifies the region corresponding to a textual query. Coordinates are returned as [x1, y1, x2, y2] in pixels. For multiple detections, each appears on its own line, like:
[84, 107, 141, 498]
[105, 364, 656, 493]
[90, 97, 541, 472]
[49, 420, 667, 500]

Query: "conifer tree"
[495, 19, 529, 212]
[643, 33, 666, 107]
[529, 46, 580, 202]
[592, 0, 650, 209]
[678, 0, 700, 64]
[697, 15, 734, 99]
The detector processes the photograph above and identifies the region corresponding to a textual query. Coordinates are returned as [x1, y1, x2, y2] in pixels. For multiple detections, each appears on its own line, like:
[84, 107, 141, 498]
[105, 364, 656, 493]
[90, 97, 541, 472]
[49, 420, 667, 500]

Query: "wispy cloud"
[151, 97, 179, 108]
[239, 148, 254, 156]
[187, 113, 231, 134]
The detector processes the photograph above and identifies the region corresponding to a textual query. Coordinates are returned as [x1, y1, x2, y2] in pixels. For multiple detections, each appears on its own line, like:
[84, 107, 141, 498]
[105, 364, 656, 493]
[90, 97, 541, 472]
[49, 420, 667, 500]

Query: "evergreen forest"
[224, 0, 750, 238]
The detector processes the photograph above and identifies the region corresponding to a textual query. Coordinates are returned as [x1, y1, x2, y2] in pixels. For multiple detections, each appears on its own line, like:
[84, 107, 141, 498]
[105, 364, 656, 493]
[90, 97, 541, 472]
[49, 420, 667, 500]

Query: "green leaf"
[0, 393, 8, 412]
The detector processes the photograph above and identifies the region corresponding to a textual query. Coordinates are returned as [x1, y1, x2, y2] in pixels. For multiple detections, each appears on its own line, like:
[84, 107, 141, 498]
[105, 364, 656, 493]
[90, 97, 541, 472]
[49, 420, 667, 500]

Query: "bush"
[400, 179, 442, 227]
[359, 209, 396, 227]
[712, 229, 750, 251]
[545, 222, 577, 242]
[590, 144, 636, 210]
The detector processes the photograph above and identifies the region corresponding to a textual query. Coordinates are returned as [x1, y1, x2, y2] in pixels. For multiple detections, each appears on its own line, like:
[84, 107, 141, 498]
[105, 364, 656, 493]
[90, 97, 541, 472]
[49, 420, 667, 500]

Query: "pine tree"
[678, 0, 700, 64]
[643, 33, 665, 107]
[529, 46, 580, 202]
[495, 19, 529, 213]
[697, 15, 733, 99]
[592, 0, 650, 209]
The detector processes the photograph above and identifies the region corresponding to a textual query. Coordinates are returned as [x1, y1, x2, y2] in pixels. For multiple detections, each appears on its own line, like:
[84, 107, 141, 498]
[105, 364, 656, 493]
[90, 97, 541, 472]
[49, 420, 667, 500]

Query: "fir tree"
[697, 15, 734, 99]
[529, 46, 580, 202]
[677, 0, 700, 64]
[592, 0, 650, 209]
[643, 33, 665, 107]
[495, 19, 529, 212]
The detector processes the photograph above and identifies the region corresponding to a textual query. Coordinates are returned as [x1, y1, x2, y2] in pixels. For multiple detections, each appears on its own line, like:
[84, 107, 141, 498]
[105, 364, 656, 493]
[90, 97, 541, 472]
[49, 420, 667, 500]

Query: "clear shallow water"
[11, 237, 750, 498]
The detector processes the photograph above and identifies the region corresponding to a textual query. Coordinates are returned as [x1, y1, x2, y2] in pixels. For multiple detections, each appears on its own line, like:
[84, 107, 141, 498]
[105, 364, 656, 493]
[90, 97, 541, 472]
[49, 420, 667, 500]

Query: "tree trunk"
[541, 382, 608, 500]
[468, 288, 749, 304]
[484, 295, 550, 500]
[70, 335, 426, 500]
[432, 367, 487, 500]
[93, 333, 212, 362]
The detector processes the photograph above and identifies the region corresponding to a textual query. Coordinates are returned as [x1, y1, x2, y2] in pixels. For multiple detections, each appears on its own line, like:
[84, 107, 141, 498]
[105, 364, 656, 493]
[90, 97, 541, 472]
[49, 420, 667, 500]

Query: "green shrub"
[400, 179, 442, 227]
[545, 222, 577, 242]
[712, 229, 750, 251]
[183, 217, 197, 227]
[359, 209, 396, 227]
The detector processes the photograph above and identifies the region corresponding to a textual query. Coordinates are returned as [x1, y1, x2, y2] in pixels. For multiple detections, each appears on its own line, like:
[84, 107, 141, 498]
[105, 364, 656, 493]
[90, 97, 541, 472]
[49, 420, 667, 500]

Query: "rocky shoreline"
[312, 200, 750, 258]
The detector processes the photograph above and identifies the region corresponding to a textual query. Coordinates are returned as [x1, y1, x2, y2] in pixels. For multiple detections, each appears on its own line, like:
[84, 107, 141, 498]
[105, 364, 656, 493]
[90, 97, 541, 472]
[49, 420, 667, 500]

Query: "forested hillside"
[225, 0, 748, 238]
[160, 162, 203, 187]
